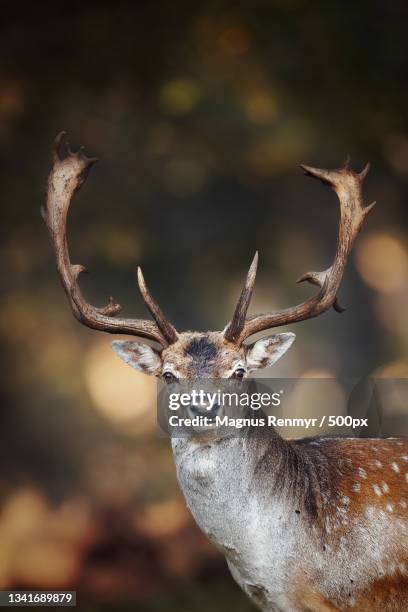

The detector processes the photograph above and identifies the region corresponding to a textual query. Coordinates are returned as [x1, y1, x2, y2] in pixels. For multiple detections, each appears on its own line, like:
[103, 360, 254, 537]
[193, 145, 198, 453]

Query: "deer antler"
[42, 132, 178, 347]
[224, 159, 375, 345]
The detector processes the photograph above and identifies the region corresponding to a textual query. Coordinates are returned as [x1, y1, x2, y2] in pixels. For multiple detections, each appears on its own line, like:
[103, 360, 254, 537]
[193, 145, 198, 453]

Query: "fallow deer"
[43, 132, 408, 611]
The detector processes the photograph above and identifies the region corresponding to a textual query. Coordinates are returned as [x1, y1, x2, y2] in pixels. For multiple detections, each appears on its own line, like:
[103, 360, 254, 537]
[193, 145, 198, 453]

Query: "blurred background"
[1, 1, 408, 609]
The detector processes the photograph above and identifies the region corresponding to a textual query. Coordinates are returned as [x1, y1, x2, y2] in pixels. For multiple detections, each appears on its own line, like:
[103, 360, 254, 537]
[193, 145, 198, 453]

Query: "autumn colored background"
[1, 2, 408, 610]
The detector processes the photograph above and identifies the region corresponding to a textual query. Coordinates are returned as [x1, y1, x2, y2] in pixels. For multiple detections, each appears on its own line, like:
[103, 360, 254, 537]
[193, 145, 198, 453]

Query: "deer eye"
[233, 368, 246, 380]
[163, 371, 177, 383]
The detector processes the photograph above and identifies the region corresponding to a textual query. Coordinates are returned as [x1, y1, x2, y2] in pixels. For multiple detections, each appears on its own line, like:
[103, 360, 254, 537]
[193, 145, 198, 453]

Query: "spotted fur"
[173, 431, 408, 611]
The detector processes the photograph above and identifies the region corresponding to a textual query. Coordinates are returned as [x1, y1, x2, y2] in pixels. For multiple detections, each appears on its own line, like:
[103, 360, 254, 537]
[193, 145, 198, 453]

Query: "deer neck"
[171, 424, 321, 553]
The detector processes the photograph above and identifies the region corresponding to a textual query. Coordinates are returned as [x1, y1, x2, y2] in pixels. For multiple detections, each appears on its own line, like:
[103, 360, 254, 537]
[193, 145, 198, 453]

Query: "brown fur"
[291, 575, 341, 611]
[292, 571, 408, 611]
[299, 438, 408, 535]
[287, 437, 408, 610]
[161, 331, 244, 378]
[239, 432, 408, 609]
[350, 572, 408, 610]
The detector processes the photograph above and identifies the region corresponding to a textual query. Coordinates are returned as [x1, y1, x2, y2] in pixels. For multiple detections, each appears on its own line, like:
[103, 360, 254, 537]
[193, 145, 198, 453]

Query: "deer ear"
[246, 333, 295, 371]
[112, 340, 162, 375]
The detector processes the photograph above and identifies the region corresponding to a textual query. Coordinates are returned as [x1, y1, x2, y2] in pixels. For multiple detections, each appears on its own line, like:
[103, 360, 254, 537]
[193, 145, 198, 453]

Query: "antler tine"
[232, 159, 375, 345]
[224, 252, 258, 342]
[137, 267, 178, 344]
[43, 132, 177, 347]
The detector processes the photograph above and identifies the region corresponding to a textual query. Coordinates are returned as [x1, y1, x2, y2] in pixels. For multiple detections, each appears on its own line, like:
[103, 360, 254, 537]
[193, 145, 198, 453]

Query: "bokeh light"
[84, 340, 156, 432]
[355, 232, 408, 293]
[159, 79, 200, 116]
[0, 489, 92, 588]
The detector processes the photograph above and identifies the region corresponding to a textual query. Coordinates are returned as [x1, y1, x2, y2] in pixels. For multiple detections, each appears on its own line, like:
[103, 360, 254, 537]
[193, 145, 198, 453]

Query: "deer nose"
[189, 402, 220, 417]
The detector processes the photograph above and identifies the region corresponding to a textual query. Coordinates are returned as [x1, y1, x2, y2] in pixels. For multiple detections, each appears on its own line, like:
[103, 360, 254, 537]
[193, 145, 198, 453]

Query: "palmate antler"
[42, 132, 178, 347]
[44, 133, 374, 349]
[224, 159, 375, 345]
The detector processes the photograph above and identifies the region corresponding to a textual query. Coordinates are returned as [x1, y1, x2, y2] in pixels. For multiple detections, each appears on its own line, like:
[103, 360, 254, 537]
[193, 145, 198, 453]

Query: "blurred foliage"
[1, 0, 408, 610]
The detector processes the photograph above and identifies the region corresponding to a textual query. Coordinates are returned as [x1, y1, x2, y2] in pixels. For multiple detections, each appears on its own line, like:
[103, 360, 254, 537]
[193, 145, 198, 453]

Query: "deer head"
[43, 133, 374, 383]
